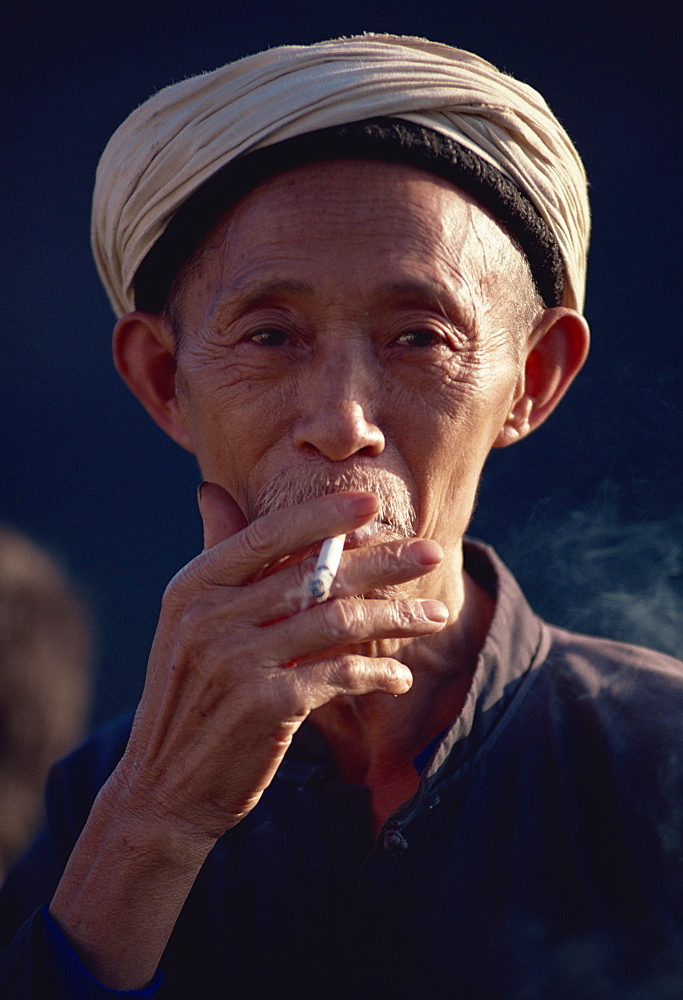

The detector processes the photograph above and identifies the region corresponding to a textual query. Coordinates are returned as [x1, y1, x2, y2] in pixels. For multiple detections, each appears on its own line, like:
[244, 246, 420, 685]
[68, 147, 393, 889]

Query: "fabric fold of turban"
[92, 34, 590, 318]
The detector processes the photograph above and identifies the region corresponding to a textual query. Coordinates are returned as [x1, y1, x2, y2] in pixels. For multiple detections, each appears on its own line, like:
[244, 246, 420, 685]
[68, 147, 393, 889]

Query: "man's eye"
[249, 329, 289, 346]
[394, 329, 442, 348]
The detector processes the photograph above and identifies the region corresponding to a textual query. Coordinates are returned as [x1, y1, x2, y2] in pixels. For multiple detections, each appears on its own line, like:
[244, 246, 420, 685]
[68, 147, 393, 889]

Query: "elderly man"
[1, 35, 681, 999]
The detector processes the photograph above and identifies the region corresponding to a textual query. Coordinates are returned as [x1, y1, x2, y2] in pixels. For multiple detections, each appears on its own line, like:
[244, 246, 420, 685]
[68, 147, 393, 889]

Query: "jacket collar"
[285, 539, 550, 789]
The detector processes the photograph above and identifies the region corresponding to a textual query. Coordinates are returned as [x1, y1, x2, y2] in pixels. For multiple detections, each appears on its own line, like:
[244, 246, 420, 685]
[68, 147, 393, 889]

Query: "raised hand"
[49, 483, 446, 989]
[119, 483, 447, 839]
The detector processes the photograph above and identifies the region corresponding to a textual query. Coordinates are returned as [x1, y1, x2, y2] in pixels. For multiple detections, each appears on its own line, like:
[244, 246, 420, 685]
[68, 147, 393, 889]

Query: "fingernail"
[346, 493, 380, 517]
[396, 666, 413, 692]
[412, 539, 444, 566]
[197, 481, 207, 509]
[421, 601, 450, 623]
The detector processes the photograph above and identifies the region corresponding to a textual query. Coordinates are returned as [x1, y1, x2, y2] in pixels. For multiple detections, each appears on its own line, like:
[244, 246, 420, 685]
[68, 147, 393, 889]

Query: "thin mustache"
[252, 466, 416, 536]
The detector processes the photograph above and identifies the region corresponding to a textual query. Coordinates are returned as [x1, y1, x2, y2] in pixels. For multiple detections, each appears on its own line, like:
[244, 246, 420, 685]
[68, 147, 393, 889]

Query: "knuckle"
[161, 555, 221, 611]
[250, 672, 308, 725]
[327, 655, 361, 689]
[362, 540, 408, 574]
[370, 545, 399, 575]
[240, 518, 276, 562]
[176, 600, 217, 645]
[160, 593, 246, 661]
[322, 599, 361, 643]
[161, 566, 191, 612]
[239, 646, 272, 675]
[269, 685, 302, 720]
[395, 604, 417, 629]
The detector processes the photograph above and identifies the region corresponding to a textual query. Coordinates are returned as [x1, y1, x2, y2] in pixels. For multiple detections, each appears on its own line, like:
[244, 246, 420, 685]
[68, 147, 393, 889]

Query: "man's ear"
[112, 311, 195, 452]
[493, 307, 590, 448]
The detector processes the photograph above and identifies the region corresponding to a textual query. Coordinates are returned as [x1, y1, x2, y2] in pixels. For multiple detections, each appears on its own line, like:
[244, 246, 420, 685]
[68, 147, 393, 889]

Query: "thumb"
[197, 481, 248, 550]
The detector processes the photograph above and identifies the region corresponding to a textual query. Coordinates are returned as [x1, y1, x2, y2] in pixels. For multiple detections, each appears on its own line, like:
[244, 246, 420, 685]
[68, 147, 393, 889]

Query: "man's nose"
[292, 359, 385, 461]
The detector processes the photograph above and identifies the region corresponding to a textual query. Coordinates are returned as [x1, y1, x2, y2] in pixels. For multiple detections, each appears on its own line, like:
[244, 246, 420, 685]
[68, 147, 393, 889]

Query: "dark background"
[2, 0, 681, 730]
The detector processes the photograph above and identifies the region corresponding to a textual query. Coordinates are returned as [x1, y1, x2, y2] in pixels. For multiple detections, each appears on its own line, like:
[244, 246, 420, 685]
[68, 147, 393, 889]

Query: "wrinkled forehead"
[169, 158, 533, 353]
[183, 158, 510, 302]
[134, 119, 563, 316]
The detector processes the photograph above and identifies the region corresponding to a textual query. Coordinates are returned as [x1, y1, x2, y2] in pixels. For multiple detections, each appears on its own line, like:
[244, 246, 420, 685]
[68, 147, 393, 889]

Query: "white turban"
[92, 34, 590, 318]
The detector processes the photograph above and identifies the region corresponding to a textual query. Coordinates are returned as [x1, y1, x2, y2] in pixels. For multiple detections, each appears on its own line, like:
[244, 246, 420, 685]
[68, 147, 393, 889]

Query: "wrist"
[49, 768, 218, 991]
[94, 762, 222, 862]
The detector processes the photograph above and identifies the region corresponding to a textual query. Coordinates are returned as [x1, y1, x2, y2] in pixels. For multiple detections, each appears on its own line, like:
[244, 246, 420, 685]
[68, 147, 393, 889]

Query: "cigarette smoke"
[497, 482, 683, 658]
[253, 466, 416, 540]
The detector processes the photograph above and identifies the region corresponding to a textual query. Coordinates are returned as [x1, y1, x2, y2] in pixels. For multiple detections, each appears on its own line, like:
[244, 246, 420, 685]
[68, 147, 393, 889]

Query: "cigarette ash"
[310, 534, 345, 603]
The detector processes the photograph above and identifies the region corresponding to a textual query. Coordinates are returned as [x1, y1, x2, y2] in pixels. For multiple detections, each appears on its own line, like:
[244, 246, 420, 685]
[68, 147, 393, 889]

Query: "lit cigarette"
[310, 534, 346, 603]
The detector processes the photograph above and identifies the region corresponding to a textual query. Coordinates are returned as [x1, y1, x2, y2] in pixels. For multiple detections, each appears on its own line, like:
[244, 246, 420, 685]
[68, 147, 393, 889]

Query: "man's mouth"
[252, 465, 417, 540]
[345, 519, 407, 548]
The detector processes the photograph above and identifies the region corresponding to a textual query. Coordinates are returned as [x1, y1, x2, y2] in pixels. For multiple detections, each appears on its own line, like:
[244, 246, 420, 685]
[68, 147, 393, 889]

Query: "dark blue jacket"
[1, 543, 682, 998]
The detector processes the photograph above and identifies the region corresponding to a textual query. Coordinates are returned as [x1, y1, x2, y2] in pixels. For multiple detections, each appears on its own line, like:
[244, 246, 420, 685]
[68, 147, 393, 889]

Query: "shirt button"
[383, 829, 409, 854]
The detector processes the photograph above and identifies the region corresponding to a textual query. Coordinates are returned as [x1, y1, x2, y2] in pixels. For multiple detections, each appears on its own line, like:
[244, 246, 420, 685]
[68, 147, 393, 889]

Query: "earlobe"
[112, 312, 195, 452]
[495, 396, 534, 446]
[493, 307, 590, 448]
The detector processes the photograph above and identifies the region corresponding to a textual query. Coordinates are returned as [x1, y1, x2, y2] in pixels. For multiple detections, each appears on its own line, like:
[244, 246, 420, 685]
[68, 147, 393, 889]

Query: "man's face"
[173, 159, 529, 556]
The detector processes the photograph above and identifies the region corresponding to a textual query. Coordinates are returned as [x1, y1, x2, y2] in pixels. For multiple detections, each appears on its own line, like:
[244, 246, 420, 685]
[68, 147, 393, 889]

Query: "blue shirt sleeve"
[0, 904, 162, 999]
[0, 713, 161, 998]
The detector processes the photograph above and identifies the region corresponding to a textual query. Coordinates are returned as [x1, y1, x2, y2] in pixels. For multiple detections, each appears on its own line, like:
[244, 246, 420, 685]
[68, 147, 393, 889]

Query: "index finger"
[191, 491, 379, 589]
